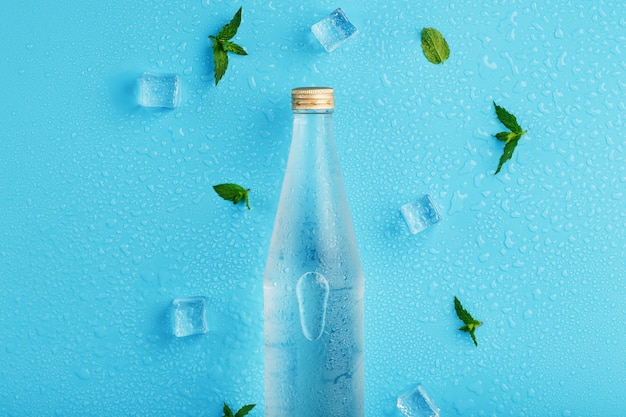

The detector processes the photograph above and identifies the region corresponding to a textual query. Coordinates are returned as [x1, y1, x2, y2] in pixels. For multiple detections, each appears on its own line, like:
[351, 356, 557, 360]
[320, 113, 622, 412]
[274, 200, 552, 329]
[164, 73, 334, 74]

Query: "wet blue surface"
[1, 1, 625, 416]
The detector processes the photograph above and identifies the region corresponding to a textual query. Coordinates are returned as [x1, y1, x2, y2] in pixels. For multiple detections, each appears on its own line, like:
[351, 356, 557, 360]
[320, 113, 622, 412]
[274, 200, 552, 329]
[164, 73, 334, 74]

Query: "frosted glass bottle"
[264, 87, 364, 417]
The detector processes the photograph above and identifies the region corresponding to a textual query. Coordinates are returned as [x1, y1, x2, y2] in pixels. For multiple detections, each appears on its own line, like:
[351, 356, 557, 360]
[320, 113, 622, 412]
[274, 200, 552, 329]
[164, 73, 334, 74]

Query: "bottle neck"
[292, 109, 334, 115]
[292, 110, 335, 146]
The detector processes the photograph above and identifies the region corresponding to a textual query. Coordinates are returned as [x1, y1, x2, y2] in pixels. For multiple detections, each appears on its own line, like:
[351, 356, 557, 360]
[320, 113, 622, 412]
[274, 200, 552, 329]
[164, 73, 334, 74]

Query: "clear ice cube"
[400, 195, 442, 234]
[397, 384, 440, 417]
[171, 297, 208, 337]
[311, 8, 358, 52]
[137, 72, 181, 108]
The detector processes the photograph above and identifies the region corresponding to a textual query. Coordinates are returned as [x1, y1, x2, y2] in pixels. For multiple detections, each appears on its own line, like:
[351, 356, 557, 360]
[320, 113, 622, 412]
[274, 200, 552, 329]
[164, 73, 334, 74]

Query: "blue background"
[1, 0, 625, 416]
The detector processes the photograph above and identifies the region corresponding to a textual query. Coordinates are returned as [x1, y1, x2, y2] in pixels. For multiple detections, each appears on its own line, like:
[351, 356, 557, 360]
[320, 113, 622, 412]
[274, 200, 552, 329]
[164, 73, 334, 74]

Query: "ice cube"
[137, 72, 181, 108]
[400, 195, 442, 234]
[171, 297, 208, 337]
[311, 8, 358, 52]
[397, 384, 440, 417]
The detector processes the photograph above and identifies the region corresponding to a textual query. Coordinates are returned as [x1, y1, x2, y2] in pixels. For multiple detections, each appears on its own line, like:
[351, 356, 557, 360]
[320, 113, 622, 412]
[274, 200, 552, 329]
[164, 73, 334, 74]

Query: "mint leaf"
[234, 404, 256, 417]
[495, 131, 514, 142]
[212, 43, 229, 85]
[460, 324, 480, 347]
[454, 296, 483, 347]
[420, 28, 450, 65]
[492, 102, 526, 174]
[469, 328, 479, 347]
[216, 7, 243, 41]
[223, 403, 234, 417]
[222, 41, 248, 56]
[209, 8, 247, 85]
[495, 135, 520, 174]
[494, 102, 523, 133]
[213, 183, 250, 210]
[454, 296, 473, 324]
[222, 402, 255, 417]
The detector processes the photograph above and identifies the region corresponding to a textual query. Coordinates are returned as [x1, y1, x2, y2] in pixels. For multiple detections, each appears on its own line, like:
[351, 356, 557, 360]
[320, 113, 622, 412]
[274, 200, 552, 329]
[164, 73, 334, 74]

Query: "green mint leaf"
[209, 8, 246, 85]
[459, 323, 482, 347]
[493, 102, 523, 133]
[212, 42, 229, 85]
[454, 296, 483, 346]
[217, 7, 243, 41]
[495, 131, 514, 142]
[244, 190, 250, 210]
[495, 134, 521, 174]
[420, 27, 450, 65]
[213, 183, 251, 210]
[454, 296, 473, 324]
[469, 328, 479, 347]
[222, 41, 248, 56]
[492, 102, 527, 174]
[223, 403, 235, 417]
[234, 404, 256, 417]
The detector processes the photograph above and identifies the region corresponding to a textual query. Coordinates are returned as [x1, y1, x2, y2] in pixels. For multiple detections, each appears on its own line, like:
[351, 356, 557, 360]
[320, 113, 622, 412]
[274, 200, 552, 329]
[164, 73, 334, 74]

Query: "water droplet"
[504, 230, 515, 249]
[523, 309, 533, 320]
[381, 73, 391, 87]
[449, 190, 468, 215]
[296, 272, 329, 341]
[458, 159, 477, 175]
[554, 26, 564, 39]
[483, 55, 498, 70]
[454, 398, 475, 414]
[467, 379, 483, 395]
[557, 51, 567, 69]
[75, 368, 91, 380]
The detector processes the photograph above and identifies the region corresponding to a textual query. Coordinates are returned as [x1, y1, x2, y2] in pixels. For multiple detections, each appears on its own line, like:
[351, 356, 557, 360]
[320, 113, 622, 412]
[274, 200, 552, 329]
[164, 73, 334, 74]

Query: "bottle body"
[264, 94, 364, 417]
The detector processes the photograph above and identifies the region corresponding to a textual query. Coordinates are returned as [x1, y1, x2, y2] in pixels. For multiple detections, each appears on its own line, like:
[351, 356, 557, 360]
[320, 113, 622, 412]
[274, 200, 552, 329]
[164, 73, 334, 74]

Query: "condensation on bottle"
[263, 87, 364, 417]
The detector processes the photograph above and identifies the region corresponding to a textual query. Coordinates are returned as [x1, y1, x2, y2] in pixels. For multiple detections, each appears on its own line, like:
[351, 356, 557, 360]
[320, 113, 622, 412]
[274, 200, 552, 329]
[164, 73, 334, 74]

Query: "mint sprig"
[223, 402, 256, 417]
[493, 102, 527, 174]
[454, 296, 483, 347]
[420, 28, 450, 65]
[213, 183, 250, 210]
[209, 7, 247, 85]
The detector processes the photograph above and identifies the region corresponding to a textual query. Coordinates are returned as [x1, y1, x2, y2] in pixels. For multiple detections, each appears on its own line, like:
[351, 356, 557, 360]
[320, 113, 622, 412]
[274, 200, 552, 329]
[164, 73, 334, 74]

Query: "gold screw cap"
[291, 87, 334, 110]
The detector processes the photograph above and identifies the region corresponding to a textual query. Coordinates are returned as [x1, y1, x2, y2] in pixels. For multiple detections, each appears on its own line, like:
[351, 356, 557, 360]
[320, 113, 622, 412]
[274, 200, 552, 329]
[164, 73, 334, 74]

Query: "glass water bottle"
[264, 87, 364, 417]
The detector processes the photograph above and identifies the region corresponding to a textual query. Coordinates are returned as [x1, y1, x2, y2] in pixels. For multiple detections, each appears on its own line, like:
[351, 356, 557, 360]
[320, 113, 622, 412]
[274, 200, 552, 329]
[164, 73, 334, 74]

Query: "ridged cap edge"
[292, 87, 334, 110]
